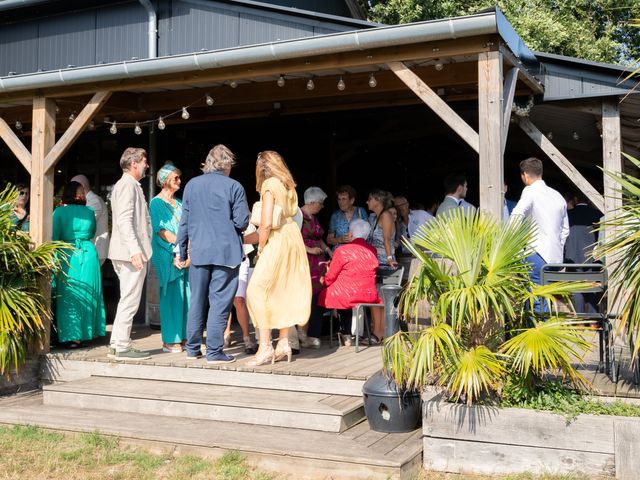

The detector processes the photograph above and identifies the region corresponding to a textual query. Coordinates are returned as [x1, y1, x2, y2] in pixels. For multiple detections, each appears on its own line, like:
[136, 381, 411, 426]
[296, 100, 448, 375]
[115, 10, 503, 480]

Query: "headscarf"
[157, 163, 177, 187]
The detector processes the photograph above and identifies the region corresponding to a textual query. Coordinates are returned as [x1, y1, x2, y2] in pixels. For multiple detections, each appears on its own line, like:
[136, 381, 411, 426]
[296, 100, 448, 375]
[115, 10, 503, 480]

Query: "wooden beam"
[0, 116, 31, 173]
[44, 91, 111, 172]
[516, 116, 605, 213]
[501, 67, 518, 155]
[478, 51, 504, 220]
[387, 61, 479, 153]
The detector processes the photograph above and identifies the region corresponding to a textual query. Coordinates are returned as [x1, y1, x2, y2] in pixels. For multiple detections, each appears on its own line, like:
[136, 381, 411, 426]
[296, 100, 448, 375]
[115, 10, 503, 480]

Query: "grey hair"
[304, 186, 327, 205]
[349, 219, 371, 240]
[202, 144, 236, 173]
[119, 147, 147, 171]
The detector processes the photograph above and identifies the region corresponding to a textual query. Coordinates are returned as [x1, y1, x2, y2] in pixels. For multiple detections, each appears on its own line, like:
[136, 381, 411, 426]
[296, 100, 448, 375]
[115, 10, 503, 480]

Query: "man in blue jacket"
[176, 144, 250, 364]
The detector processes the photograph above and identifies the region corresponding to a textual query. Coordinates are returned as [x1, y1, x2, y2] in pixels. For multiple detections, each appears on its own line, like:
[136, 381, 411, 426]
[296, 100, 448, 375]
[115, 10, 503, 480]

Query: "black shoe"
[206, 353, 236, 365]
[186, 351, 203, 360]
[244, 345, 258, 355]
[292, 348, 300, 356]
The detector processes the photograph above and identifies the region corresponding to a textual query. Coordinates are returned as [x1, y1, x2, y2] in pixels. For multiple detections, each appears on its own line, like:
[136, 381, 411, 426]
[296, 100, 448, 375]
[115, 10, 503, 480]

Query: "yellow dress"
[247, 177, 311, 329]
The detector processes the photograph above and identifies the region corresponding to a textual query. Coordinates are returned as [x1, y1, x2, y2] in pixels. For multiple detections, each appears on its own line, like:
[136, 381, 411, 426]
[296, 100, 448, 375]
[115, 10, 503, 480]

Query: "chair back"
[540, 263, 606, 293]
[376, 266, 405, 286]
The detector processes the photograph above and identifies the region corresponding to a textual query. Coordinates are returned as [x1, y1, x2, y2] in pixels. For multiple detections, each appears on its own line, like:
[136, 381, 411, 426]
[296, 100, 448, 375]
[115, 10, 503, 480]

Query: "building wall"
[0, 0, 360, 76]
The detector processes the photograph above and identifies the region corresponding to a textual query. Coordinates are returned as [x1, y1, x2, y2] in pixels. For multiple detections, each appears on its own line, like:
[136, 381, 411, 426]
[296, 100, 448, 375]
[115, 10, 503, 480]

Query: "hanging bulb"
[229, 80, 238, 88]
[109, 122, 117, 135]
[277, 75, 286, 87]
[572, 131, 580, 141]
[181, 107, 190, 120]
[134, 122, 142, 135]
[306, 78, 315, 91]
[55, 105, 60, 114]
[368, 73, 377, 88]
[546, 131, 553, 140]
[337, 77, 346, 91]
[158, 117, 166, 130]
[68, 112, 76, 122]
[434, 62, 444, 71]
[15, 120, 22, 130]
[88, 120, 95, 130]
[205, 94, 214, 106]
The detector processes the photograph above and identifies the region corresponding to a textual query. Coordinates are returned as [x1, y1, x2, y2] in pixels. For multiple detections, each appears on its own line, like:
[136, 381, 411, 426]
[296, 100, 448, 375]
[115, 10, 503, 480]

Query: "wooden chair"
[540, 263, 614, 378]
[345, 266, 404, 353]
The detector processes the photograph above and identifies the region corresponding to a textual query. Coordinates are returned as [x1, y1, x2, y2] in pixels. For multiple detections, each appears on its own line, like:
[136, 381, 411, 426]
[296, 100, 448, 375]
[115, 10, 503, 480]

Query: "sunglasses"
[19, 191, 29, 196]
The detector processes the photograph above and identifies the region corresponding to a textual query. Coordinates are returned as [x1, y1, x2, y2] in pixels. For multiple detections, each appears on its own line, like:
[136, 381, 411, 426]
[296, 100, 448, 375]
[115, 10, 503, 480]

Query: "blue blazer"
[177, 171, 250, 267]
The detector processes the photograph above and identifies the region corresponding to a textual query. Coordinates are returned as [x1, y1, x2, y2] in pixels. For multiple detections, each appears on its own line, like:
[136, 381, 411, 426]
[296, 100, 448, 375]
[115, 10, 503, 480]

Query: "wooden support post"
[478, 51, 504, 220]
[0, 117, 32, 173]
[501, 67, 518, 155]
[387, 61, 480, 153]
[516, 116, 605, 213]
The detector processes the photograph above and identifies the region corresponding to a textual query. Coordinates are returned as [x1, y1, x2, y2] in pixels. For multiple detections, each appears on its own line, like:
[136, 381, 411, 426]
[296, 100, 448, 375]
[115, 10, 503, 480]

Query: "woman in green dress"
[149, 163, 190, 353]
[10, 183, 30, 232]
[52, 181, 106, 348]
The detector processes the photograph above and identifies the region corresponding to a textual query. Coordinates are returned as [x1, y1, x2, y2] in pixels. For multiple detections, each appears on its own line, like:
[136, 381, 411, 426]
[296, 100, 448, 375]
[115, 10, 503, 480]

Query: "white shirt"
[86, 190, 110, 264]
[511, 179, 569, 263]
[407, 209, 434, 237]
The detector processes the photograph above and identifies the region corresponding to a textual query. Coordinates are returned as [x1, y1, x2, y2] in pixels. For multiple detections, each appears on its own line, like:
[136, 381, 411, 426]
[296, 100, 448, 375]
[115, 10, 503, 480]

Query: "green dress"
[52, 204, 106, 343]
[149, 196, 190, 344]
[10, 210, 30, 232]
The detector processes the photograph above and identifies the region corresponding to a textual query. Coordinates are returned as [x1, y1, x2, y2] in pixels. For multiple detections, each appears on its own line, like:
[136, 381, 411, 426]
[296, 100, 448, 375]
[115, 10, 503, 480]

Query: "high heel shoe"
[246, 343, 274, 366]
[273, 338, 292, 364]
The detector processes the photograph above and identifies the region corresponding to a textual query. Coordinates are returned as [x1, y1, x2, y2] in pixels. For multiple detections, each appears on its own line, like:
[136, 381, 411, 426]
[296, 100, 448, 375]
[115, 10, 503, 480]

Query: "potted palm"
[0, 185, 66, 391]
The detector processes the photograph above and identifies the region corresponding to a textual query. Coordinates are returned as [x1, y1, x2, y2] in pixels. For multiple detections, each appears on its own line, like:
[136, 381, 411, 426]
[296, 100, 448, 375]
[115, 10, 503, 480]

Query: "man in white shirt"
[436, 173, 476, 218]
[394, 195, 434, 239]
[71, 174, 110, 265]
[511, 157, 570, 295]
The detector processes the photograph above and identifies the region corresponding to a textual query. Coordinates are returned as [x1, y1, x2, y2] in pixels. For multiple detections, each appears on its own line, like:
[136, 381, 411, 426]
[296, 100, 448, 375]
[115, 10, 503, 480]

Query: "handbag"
[250, 201, 285, 229]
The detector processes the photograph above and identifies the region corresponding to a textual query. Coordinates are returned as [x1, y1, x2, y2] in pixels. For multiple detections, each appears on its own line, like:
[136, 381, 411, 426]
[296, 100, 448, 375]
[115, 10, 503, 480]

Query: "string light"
[572, 131, 580, 141]
[306, 78, 315, 91]
[181, 107, 190, 120]
[337, 77, 346, 91]
[109, 122, 117, 135]
[434, 62, 444, 71]
[68, 112, 76, 122]
[277, 75, 286, 87]
[205, 94, 214, 106]
[88, 120, 95, 130]
[134, 122, 142, 135]
[229, 80, 238, 88]
[55, 105, 60, 114]
[368, 73, 377, 88]
[546, 131, 553, 140]
[15, 120, 22, 130]
[158, 117, 166, 130]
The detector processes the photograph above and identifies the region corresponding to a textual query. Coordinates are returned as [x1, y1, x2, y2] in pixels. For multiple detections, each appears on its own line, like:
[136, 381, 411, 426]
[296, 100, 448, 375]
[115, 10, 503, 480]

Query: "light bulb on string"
[88, 120, 95, 130]
[55, 105, 60, 114]
[229, 80, 238, 88]
[158, 117, 166, 130]
[109, 122, 117, 135]
[572, 131, 580, 141]
[434, 62, 444, 71]
[15, 120, 22, 130]
[337, 77, 346, 91]
[68, 112, 76, 123]
[181, 107, 190, 120]
[306, 78, 315, 91]
[277, 75, 286, 87]
[134, 122, 142, 135]
[368, 73, 377, 88]
[205, 94, 214, 106]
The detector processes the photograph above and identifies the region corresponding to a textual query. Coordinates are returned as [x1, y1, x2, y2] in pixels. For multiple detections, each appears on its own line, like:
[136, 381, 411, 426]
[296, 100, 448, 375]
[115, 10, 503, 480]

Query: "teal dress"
[149, 196, 190, 344]
[52, 204, 106, 343]
[10, 211, 30, 232]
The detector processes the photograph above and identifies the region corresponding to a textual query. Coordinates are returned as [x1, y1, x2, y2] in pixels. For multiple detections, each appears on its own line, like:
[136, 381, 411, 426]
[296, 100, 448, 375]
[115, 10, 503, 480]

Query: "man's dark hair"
[443, 174, 467, 195]
[520, 157, 543, 177]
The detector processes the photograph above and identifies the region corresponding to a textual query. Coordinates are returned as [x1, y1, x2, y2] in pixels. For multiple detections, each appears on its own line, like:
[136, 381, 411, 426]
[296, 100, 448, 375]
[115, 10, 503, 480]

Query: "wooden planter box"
[0, 357, 41, 396]
[422, 392, 640, 479]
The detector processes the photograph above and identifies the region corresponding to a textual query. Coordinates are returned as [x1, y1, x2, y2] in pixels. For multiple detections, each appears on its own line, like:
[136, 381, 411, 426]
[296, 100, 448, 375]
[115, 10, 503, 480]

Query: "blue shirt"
[328, 207, 368, 243]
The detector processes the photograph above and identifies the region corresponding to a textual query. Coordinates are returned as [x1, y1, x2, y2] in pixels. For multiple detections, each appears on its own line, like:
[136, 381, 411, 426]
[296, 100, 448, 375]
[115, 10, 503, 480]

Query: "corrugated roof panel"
[95, 3, 148, 63]
[239, 11, 313, 46]
[0, 22, 38, 76]
[37, 11, 96, 71]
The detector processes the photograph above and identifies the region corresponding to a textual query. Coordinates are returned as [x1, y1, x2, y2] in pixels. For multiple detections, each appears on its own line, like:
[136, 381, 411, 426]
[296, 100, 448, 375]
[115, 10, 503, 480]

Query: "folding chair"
[340, 266, 404, 353]
[540, 263, 614, 378]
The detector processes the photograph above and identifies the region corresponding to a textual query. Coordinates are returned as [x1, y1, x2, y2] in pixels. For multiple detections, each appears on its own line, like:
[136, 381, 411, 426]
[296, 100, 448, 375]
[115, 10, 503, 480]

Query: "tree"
[364, 1, 640, 64]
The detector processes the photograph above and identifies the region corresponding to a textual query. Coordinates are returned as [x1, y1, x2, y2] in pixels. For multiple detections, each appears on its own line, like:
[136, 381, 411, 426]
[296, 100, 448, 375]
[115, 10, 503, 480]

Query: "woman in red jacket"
[318, 219, 381, 345]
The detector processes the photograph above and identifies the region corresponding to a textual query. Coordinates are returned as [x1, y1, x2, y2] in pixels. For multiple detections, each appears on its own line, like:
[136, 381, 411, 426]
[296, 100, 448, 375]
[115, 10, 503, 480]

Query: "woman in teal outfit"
[52, 181, 106, 347]
[149, 163, 190, 353]
[10, 183, 30, 232]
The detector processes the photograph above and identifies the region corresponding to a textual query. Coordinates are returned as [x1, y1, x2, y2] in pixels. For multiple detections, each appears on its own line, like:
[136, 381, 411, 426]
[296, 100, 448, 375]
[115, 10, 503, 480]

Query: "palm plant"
[383, 209, 594, 404]
[595, 153, 640, 361]
[0, 185, 67, 377]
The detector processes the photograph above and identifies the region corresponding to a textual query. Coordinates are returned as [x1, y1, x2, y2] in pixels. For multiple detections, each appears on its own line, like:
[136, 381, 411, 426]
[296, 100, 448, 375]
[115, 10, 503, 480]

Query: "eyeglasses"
[173, 175, 181, 181]
[18, 191, 28, 196]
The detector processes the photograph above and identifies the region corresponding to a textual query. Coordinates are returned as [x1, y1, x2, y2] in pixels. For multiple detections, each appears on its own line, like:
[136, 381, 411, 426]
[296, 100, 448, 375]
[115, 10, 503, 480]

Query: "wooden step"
[42, 357, 366, 396]
[43, 376, 364, 433]
[0, 392, 422, 480]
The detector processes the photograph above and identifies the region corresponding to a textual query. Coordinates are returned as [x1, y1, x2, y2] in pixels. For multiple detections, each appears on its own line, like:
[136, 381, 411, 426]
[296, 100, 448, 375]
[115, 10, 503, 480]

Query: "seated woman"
[318, 219, 380, 346]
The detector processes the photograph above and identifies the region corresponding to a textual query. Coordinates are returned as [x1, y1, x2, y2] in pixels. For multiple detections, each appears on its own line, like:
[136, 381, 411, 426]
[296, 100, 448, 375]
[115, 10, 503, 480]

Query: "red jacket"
[318, 238, 381, 309]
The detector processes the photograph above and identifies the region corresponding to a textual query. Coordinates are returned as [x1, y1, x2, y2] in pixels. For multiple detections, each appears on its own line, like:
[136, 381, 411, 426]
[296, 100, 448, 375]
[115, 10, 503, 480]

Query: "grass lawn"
[0, 424, 606, 480]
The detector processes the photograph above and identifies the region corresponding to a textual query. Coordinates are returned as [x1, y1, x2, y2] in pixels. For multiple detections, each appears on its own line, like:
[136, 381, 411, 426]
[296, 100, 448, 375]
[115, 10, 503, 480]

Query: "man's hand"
[131, 252, 147, 271]
[341, 232, 353, 243]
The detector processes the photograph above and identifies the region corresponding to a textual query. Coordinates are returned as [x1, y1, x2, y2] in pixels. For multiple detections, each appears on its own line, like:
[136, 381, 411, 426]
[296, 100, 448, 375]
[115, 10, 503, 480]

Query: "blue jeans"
[187, 264, 239, 360]
[526, 253, 551, 314]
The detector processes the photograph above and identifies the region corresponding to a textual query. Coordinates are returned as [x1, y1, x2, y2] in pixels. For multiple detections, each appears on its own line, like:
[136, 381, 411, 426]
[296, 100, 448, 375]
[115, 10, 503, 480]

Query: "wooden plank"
[478, 51, 504, 220]
[614, 418, 640, 480]
[369, 429, 419, 455]
[501, 67, 518, 155]
[516, 116, 605, 213]
[423, 437, 615, 476]
[0, 116, 31, 172]
[387, 61, 480, 153]
[43, 91, 111, 172]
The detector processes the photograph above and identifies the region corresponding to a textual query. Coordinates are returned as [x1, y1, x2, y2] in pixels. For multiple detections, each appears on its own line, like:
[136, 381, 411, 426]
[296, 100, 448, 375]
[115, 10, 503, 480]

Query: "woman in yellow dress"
[246, 151, 311, 366]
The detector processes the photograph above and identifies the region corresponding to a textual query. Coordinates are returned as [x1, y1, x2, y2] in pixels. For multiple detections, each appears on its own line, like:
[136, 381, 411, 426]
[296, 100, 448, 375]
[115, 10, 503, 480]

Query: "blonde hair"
[255, 151, 296, 192]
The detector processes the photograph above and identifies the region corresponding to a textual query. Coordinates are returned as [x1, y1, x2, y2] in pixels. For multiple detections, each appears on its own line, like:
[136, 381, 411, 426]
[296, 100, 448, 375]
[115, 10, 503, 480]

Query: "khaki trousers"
[110, 259, 147, 352]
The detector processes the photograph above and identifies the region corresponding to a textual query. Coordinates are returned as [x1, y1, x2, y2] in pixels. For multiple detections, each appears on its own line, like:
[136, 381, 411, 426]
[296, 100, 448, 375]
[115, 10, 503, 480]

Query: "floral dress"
[301, 210, 327, 295]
